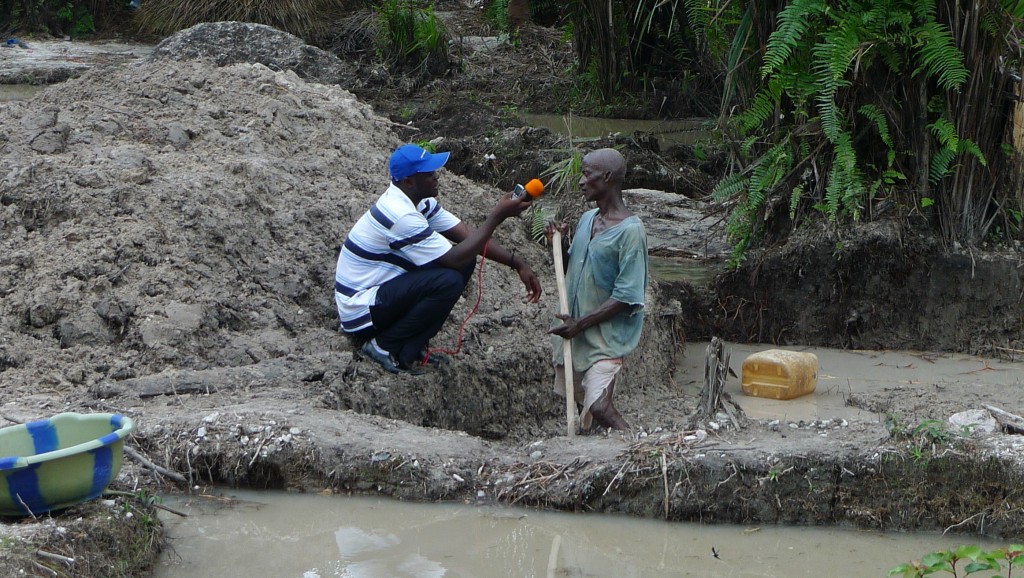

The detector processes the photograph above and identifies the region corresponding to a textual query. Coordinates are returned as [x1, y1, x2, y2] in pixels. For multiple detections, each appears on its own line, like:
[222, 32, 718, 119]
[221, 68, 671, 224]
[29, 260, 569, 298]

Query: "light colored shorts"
[552, 358, 623, 430]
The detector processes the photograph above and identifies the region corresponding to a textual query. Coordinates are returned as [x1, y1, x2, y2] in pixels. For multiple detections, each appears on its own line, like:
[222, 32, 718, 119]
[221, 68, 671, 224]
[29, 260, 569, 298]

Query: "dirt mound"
[151, 22, 359, 87]
[0, 51, 676, 442]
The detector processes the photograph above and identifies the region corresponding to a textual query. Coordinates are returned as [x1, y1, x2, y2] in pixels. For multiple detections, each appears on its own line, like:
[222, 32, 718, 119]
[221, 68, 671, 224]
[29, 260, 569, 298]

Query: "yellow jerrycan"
[741, 349, 818, 400]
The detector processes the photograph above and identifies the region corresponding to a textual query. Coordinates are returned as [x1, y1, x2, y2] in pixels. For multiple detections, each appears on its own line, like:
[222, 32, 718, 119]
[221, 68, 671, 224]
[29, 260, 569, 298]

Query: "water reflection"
[155, 490, 1003, 578]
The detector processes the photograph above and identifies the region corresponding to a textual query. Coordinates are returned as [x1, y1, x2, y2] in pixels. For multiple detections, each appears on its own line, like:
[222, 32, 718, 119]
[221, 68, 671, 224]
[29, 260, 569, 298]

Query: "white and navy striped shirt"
[335, 183, 460, 332]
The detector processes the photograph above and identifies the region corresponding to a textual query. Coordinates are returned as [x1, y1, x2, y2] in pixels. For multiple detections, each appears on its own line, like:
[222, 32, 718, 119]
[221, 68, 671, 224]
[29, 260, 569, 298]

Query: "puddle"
[0, 84, 45, 101]
[677, 342, 1024, 424]
[154, 490, 1003, 578]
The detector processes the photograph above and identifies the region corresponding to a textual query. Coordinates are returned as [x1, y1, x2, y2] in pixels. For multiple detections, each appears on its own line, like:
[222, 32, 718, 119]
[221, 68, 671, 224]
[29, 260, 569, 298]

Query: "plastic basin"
[0, 412, 134, 516]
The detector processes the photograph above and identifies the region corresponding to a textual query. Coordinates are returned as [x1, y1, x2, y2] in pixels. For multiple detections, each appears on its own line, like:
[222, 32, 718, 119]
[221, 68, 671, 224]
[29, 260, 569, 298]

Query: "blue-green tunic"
[552, 209, 648, 372]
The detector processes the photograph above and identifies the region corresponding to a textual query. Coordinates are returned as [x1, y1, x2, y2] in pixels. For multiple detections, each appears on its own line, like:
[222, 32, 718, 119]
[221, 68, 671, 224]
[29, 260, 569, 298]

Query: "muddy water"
[154, 490, 1002, 578]
[677, 342, 1024, 424]
[522, 113, 712, 148]
[649, 256, 720, 285]
[0, 84, 44, 101]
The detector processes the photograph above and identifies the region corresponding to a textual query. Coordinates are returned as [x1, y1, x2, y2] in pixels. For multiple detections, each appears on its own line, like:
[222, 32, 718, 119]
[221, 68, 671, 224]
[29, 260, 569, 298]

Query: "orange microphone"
[511, 178, 544, 200]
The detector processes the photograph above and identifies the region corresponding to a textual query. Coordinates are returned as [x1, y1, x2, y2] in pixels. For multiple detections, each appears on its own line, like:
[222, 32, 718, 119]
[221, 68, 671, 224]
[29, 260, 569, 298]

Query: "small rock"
[949, 409, 997, 435]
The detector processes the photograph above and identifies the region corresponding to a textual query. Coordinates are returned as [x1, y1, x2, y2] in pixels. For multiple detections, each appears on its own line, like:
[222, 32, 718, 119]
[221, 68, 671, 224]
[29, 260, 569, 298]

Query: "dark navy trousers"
[355, 262, 474, 366]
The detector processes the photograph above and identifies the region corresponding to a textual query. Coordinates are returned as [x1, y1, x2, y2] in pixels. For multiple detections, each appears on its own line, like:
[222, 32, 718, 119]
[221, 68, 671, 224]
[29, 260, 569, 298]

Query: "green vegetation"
[697, 0, 1024, 265]
[1, 0, 113, 37]
[889, 544, 1024, 577]
[484, 0, 511, 33]
[6, 0, 1024, 261]
[373, 0, 450, 75]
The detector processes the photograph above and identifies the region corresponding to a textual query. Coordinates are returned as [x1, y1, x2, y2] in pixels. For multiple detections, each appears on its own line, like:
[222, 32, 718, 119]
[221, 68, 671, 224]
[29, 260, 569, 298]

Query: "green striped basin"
[0, 412, 134, 516]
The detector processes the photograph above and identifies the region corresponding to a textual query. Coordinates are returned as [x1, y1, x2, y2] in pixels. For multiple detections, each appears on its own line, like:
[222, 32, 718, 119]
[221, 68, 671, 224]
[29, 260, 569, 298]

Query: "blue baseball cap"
[388, 144, 450, 182]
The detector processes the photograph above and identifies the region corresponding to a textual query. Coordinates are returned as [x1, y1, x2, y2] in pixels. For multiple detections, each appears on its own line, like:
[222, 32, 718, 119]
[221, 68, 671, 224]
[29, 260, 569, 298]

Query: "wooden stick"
[552, 230, 577, 437]
[125, 445, 188, 484]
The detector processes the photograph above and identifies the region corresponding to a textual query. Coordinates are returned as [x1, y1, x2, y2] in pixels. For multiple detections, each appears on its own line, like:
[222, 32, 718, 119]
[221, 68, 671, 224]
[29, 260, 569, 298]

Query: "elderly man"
[336, 143, 542, 374]
[547, 148, 648, 431]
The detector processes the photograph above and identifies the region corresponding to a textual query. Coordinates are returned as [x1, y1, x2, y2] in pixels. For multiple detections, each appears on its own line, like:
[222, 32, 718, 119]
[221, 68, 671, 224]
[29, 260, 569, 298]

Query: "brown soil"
[2, 10, 1024, 577]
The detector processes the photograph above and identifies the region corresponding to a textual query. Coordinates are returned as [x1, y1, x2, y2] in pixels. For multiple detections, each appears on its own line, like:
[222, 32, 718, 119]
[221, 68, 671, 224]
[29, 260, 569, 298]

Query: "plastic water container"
[741, 349, 818, 400]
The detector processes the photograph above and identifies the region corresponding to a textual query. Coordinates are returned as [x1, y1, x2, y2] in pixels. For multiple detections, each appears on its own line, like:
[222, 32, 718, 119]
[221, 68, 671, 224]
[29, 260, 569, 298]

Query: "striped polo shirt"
[334, 183, 460, 332]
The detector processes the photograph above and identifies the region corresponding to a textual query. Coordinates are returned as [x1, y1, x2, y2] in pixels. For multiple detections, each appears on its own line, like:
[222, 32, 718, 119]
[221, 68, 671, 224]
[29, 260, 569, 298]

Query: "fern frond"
[929, 147, 956, 184]
[822, 134, 867, 220]
[858, 104, 893, 148]
[812, 18, 859, 142]
[958, 139, 987, 166]
[529, 206, 556, 243]
[813, 16, 860, 84]
[929, 118, 958, 149]
[748, 143, 791, 207]
[789, 183, 805, 220]
[761, 0, 823, 78]
[914, 22, 968, 91]
[738, 80, 783, 133]
[712, 172, 749, 202]
[740, 134, 759, 157]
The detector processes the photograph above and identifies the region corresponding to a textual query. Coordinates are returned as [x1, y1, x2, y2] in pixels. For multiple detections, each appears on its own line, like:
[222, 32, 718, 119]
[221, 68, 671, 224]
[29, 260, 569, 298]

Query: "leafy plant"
[913, 419, 952, 445]
[485, 0, 511, 33]
[888, 544, 1024, 577]
[541, 146, 583, 199]
[708, 0, 1023, 263]
[56, 2, 95, 37]
[413, 140, 437, 153]
[529, 147, 584, 244]
[373, 0, 450, 74]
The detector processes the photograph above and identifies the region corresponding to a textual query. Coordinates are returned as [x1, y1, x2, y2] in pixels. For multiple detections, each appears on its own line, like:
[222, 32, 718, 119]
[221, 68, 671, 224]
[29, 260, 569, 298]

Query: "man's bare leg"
[588, 381, 629, 430]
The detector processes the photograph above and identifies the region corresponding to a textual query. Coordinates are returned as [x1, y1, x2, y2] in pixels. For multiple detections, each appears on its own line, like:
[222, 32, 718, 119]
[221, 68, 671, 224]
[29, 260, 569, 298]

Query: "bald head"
[583, 148, 626, 185]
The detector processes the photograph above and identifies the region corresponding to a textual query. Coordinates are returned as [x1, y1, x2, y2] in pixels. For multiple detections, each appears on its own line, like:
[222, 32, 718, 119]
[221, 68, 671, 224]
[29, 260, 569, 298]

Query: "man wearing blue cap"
[335, 143, 543, 374]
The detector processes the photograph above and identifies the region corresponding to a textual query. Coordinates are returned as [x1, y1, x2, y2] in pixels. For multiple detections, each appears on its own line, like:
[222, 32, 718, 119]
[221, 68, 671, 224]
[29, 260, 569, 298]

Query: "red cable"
[422, 239, 490, 364]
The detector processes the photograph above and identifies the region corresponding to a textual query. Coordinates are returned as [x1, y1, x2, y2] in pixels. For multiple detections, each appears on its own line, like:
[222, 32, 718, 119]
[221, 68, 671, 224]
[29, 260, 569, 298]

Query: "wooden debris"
[985, 405, 1024, 435]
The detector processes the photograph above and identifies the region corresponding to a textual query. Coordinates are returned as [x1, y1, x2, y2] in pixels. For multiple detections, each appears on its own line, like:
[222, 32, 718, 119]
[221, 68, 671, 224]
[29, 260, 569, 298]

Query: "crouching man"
[336, 143, 542, 374]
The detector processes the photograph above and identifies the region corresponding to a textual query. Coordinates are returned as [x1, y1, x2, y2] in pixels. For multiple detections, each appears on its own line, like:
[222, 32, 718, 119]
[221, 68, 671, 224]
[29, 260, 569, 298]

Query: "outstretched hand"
[490, 192, 533, 222]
